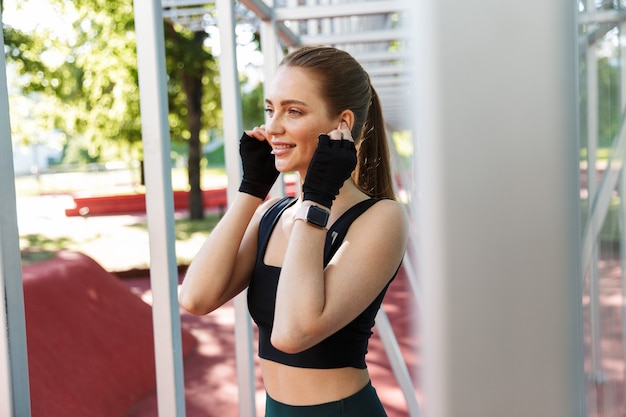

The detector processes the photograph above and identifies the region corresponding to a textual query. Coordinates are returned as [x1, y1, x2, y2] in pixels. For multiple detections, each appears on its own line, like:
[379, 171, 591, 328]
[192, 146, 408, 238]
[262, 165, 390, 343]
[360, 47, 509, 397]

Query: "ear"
[338, 110, 355, 131]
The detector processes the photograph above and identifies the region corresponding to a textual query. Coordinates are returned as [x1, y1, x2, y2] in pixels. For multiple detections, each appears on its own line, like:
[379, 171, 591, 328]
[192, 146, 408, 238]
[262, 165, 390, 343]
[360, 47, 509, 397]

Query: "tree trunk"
[183, 32, 206, 220]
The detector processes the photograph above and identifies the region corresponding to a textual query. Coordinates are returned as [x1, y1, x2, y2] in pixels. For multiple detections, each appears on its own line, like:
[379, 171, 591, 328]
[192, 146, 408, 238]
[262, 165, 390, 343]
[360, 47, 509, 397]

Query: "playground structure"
[2, 1, 618, 417]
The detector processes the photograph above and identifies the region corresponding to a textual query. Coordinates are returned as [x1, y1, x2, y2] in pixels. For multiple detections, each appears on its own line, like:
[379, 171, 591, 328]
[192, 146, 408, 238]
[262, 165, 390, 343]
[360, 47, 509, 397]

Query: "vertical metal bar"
[132, 1, 186, 415]
[260, 5, 287, 200]
[586, 33, 604, 385]
[375, 310, 422, 417]
[215, 1, 256, 416]
[620, 20, 626, 416]
[0, 7, 31, 416]
[620, 162, 626, 417]
[412, 0, 585, 415]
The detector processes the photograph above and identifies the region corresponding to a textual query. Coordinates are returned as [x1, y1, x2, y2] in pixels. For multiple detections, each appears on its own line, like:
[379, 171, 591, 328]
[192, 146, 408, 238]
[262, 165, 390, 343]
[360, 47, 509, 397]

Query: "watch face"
[308, 206, 329, 227]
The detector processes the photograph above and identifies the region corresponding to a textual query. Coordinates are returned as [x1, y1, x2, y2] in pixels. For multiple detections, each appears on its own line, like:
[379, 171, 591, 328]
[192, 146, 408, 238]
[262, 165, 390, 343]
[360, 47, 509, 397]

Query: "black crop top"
[247, 196, 398, 369]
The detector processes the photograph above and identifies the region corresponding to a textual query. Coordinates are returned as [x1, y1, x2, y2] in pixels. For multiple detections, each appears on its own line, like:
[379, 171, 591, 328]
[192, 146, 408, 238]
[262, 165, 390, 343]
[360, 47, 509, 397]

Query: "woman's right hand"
[238, 127, 279, 199]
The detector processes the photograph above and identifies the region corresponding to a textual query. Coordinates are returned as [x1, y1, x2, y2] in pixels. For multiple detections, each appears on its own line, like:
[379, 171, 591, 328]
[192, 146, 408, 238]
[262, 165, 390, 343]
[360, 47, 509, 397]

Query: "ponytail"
[354, 84, 395, 200]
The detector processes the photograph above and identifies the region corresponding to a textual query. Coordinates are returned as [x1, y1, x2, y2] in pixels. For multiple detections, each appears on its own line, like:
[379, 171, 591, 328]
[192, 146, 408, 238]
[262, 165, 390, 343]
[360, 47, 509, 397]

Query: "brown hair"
[280, 46, 395, 199]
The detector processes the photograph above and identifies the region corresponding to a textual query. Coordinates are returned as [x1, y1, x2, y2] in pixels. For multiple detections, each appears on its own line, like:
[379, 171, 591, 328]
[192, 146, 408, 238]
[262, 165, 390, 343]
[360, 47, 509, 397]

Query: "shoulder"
[328, 198, 408, 283]
[349, 198, 409, 246]
[249, 196, 296, 228]
[256, 196, 295, 216]
[365, 198, 408, 229]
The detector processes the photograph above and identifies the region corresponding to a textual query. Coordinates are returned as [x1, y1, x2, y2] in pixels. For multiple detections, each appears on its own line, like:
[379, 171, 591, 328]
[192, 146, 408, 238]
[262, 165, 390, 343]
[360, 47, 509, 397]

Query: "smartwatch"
[294, 204, 330, 229]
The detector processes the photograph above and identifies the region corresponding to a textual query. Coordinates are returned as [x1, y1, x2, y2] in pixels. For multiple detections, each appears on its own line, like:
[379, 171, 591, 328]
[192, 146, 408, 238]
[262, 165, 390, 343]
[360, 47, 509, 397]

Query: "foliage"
[4, 0, 141, 162]
[597, 56, 619, 148]
[3, 0, 228, 165]
[4, 0, 264, 219]
[241, 78, 265, 129]
[578, 48, 621, 152]
[164, 21, 221, 145]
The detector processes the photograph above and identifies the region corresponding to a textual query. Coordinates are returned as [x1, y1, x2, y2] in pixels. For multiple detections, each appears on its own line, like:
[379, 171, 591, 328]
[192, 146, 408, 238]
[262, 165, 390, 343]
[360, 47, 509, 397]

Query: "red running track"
[21, 251, 420, 416]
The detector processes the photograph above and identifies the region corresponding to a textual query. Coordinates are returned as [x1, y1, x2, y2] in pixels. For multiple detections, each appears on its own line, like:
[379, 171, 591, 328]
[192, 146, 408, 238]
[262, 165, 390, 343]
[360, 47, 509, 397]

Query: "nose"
[265, 114, 284, 137]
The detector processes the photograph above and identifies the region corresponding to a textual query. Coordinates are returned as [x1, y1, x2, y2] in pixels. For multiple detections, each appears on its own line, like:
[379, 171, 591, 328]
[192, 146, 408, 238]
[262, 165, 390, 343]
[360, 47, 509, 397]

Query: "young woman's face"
[264, 66, 338, 176]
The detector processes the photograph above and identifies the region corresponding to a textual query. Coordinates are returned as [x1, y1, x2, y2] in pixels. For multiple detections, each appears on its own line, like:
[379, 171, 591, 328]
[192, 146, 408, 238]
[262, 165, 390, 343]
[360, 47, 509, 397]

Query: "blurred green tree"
[164, 20, 220, 219]
[2, 0, 268, 219]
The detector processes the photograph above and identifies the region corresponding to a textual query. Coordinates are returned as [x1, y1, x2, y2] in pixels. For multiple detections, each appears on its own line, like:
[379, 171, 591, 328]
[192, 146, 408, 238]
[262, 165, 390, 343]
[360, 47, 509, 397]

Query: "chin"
[274, 163, 292, 173]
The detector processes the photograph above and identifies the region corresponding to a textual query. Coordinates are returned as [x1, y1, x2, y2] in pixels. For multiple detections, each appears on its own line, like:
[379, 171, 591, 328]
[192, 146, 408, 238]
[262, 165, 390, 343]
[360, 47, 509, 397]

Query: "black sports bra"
[247, 196, 397, 369]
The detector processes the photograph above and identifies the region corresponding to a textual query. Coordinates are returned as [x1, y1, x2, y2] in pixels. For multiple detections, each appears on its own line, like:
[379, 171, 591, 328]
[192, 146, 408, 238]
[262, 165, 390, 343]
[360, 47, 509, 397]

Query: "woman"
[179, 46, 408, 417]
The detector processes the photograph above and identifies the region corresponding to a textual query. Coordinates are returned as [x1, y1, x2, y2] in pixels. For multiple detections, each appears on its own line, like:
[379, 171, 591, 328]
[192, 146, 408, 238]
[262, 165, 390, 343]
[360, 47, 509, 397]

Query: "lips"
[271, 142, 295, 156]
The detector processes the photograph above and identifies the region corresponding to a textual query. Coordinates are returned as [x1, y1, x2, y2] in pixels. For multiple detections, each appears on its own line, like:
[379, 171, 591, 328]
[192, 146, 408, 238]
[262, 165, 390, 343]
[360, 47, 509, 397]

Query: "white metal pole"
[585, 30, 604, 385]
[375, 310, 422, 417]
[411, 0, 586, 416]
[133, 1, 186, 415]
[0, 7, 31, 416]
[620, 20, 626, 414]
[260, 3, 287, 200]
[216, 1, 257, 416]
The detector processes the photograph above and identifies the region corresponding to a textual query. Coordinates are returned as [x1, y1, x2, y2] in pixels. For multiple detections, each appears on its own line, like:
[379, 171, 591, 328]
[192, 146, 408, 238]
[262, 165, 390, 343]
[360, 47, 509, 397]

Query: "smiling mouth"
[271, 144, 295, 154]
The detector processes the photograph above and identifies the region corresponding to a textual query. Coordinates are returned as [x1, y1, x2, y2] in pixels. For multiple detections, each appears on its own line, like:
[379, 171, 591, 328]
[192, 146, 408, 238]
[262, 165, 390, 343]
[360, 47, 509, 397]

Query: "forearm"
[272, 217, 328, 351]
[179, 192, 262, 314]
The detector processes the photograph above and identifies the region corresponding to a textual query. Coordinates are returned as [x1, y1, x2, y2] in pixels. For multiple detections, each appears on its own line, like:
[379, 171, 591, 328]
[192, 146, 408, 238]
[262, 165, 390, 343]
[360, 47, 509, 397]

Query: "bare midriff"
[260, 358, 370, 405]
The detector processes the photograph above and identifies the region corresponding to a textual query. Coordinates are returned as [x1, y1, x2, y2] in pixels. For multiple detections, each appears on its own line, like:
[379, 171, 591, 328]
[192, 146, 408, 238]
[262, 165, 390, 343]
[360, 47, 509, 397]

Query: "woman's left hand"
[302, 122, 357, 209]
[326, 121, 354, 143]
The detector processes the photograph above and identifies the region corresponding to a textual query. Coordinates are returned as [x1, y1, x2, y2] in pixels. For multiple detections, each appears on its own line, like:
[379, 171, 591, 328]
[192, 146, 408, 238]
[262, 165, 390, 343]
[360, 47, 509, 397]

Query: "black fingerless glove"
[238, 133, 280, 199]
[302, 134, 357, 208]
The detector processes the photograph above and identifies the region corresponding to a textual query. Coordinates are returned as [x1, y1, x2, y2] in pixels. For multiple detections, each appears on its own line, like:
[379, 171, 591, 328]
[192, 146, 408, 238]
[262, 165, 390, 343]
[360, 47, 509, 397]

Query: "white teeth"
[271, 145, 294, 154]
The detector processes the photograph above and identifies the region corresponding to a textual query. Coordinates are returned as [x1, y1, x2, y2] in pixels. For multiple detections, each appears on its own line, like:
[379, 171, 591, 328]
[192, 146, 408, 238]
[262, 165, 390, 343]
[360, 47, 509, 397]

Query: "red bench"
[65, 189, 228, 217]
[64, 181, 298, 217]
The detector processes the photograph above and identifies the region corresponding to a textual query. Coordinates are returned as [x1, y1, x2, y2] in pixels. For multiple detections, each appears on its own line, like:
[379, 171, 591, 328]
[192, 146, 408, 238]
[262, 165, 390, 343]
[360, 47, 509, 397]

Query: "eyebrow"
[265, 98, 310, 107]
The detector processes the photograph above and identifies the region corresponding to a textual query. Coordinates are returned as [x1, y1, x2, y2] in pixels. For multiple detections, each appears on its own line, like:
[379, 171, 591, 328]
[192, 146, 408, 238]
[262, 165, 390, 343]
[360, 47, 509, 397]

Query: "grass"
[131, 214, 221, 243]
[14, 166, 227, 197]
[18, 213, 221, 270]
[21, 250, 58, 265]
[16, 168, 226, 270]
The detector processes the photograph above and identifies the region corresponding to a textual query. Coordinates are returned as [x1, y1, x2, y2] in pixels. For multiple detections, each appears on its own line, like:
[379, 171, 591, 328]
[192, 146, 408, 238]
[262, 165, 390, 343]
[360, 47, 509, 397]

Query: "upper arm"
[209, 198, 279, 308]
[179, 197, 278, 314]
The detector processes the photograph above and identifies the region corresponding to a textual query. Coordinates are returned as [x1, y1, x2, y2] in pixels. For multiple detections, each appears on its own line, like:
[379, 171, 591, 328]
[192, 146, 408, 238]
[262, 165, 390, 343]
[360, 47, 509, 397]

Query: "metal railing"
[579, 2, 626, 415]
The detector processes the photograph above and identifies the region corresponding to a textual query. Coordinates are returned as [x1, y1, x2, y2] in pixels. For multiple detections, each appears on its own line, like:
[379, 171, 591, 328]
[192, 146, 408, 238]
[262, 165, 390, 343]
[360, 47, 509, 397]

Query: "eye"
[264, 107, 274, 117]
[288, 108, 302, 115]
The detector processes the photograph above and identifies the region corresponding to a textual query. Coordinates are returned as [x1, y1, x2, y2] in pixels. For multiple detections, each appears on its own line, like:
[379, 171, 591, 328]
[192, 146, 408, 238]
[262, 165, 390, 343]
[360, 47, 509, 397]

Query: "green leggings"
[264, 381, 388, 417]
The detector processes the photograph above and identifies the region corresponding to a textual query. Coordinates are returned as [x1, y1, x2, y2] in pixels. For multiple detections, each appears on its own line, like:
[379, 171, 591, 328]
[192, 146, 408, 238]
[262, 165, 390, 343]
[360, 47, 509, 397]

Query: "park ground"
[14, 169, 421, 417]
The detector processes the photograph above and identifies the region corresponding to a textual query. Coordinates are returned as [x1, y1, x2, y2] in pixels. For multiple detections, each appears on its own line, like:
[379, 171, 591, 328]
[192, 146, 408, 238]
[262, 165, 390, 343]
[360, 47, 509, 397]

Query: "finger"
[245, 126, 268, 141]
[327, 129, 343, 140]
[334, 121, 353, 142]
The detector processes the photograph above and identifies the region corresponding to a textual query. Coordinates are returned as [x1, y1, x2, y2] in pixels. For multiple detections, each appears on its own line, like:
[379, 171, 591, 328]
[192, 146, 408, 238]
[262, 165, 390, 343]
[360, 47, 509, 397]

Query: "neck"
[296, 174, 368, 209]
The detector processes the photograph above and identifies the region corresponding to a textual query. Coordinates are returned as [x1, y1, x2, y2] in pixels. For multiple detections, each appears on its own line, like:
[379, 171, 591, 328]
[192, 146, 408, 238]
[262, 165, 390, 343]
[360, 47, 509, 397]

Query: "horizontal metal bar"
[353, 49, 412, 63]
[370, 75, 411, 87]
[375, 83, 413, 92]
[365, 65, 409, 76]
[162, 6, 212, 19]
[300, 28, 410, 45]
[277, 22, 301, 47]
[238, 0, 272, 20]
[578, 9, 626, 25]
[162, 0, 211, 9]
[275, 0, 408, 21]
[238, 0, 301, 47]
